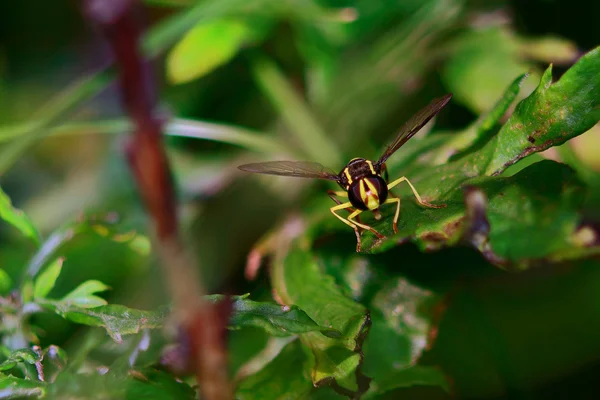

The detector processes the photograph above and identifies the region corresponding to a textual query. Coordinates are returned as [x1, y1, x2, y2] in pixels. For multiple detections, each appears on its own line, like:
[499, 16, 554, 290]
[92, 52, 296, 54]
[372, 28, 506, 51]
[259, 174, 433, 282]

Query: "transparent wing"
[238, 161, 340, 181]
[376, 94, 452, 166]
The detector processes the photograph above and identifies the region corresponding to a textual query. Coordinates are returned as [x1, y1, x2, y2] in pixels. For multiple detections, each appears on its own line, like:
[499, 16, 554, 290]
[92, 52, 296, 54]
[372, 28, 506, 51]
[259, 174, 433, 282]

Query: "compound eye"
[348, 182, 368, 210]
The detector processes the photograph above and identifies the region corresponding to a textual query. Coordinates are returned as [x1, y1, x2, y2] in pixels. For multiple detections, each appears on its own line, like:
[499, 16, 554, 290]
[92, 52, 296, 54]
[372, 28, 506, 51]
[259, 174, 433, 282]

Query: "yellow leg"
[327, 190, 348, 205]
[330, 202, 358, 229]
[330, 203, 384, 251]
[348, 209, 385, 239]
[330, 202, 362, 251]
[387, 176, 446, 208]
[328, 190, 347, 197]
[328, 190, 363, 224]
[383, 197, 401, 234]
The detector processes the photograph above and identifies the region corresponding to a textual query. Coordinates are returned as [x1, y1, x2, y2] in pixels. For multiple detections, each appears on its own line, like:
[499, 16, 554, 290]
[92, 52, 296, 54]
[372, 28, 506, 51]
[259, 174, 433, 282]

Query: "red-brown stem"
[82, 1, 232, 398]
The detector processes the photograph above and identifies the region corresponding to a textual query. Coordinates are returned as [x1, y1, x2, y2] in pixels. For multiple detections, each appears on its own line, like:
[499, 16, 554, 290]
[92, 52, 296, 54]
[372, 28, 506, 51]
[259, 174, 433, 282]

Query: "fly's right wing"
[376, 94, 452, 166]
[238, 161, 341, 181]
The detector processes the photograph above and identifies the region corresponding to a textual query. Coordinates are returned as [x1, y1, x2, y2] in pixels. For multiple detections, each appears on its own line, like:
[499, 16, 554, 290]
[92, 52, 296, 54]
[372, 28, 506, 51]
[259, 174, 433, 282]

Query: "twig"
[82, 1, 232, 398]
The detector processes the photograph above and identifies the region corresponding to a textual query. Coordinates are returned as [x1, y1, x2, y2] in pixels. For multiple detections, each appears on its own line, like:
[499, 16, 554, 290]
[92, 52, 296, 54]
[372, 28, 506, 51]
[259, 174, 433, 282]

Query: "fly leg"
[348, 209, 385, 251]
[387, 176, 446, 208]
[330, 202, 363, 251]
[327, 190, 362, 225]
[330, 203, 384, 252]
[382, 197, 401, 234]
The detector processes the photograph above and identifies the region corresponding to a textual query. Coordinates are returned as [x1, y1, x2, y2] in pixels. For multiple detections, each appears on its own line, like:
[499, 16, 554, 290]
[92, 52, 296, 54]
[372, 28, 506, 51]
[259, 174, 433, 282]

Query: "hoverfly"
[238, 94, 452, 251]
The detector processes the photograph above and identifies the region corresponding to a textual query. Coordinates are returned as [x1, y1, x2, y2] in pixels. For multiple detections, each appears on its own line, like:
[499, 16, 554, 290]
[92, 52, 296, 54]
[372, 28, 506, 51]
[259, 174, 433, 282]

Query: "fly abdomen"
[348, 175, 388, 211]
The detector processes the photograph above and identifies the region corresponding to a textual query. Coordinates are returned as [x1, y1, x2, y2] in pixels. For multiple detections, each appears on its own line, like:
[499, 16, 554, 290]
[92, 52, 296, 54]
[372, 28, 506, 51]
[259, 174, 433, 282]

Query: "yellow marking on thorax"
[344, 168, 353, 185]
[366, 160, 376, 175]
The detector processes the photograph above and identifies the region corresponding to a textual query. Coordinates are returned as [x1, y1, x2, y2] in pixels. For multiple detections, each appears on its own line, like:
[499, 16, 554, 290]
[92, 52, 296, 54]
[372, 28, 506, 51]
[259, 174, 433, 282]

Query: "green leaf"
[0, 185, 40, 245]
[33, 257, 64, 300]
[44, 292, 335, 344]
[61, 280, 110, 308]
[46, 369, 124, 399]
[46, 367, 195, 400]
[313, 253, 451, 396]
[21, 279, 34, 304]
[0, 348, 41, 371]
[368, 366, 450, 395]
[363, 160, 591, 266]
[0, 375, 45, 398]
[25, 213, 150, 278]
[474, 161, 584, 261]
[433, 73, 530, 165]
[484, 46, 600, 174]
[355, 47, 600, 266]
[167, 18, 251, 83]
[368, 278, 439, 366]
[124, 368, 197, 400]
[236, 340, 313, 400]
[272, 238, 369, 393]
[207, 295, 340, 337]
[362, 277, 449, 394]
[0, 269, 12, 294]
[61, 295, 107, 309]
[39, 302, 167, 343]
[0, 347, 10, 358]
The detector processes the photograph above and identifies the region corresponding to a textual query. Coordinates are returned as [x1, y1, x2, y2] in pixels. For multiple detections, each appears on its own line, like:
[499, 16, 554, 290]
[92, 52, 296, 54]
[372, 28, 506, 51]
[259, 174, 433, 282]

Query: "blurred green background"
[1, 0, 600, 398]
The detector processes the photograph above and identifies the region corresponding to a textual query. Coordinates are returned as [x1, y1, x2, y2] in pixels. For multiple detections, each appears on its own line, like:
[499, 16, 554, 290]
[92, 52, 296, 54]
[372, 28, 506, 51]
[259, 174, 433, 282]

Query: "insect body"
[238, 94, 452, 251]
[339, 158, 387, 210]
